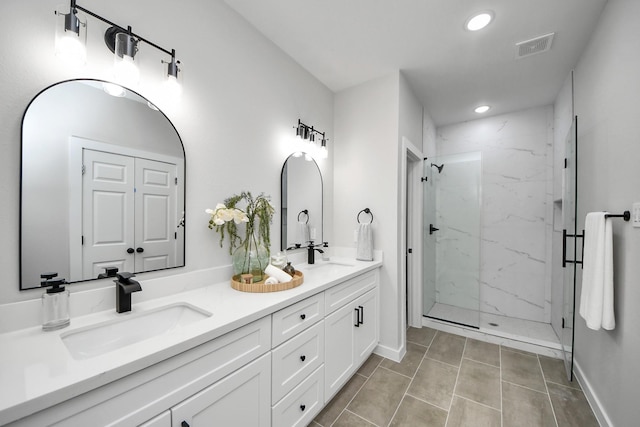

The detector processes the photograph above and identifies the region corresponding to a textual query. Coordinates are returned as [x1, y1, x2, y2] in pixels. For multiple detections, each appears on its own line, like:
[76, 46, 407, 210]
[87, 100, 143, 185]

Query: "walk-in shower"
[422, 151, 561, 355]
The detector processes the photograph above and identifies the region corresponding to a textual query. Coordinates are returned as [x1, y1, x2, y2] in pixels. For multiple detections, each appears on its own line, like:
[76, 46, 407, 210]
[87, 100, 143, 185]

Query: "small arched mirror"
[20, 80, 185, 290]
[280, 154, 323, 250]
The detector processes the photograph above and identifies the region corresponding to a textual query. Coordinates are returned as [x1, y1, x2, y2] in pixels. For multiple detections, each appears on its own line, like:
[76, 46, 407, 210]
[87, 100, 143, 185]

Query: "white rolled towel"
[265, 264, 293, 283]
[264, 277, 279, 285]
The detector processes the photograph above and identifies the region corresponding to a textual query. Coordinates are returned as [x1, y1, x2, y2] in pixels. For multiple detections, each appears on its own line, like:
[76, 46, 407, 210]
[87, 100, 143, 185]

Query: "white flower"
[232, 209, 249, 224]
[205, 208, 215, 215]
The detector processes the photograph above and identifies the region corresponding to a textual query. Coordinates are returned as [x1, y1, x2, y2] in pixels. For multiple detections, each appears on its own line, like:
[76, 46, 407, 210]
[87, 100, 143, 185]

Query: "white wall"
[334, 72, 423, 357]
[436, 106, 554, 323]
[570, 0, 640, 425]
[0, 0, 333, 304]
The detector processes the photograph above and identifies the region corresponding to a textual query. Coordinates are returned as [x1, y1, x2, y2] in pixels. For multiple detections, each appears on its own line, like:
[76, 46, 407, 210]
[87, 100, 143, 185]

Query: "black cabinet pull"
[300, 355, 306, 362]
[359, 305, 364, 325]
[354, 307, 360, 327]
[300, 313, 306, 320]
[127, 248, 134, 254]
[136, 247, 144, 253]
[181, 422, 190, 427]
[300, 404, 306, 411]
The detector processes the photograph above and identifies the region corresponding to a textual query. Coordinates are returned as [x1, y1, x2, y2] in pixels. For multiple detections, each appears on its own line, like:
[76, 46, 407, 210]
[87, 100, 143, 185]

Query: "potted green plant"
[206, 191, 275, 281]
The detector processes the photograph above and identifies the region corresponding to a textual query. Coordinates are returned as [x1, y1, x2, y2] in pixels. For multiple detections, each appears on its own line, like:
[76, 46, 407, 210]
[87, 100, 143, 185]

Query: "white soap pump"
[40, 272, 70, 331]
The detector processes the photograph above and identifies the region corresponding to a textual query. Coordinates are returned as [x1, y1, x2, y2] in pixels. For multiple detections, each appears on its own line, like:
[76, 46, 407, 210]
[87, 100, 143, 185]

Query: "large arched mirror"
[280, 154, 323, 250]
[20, 80, 185, 290]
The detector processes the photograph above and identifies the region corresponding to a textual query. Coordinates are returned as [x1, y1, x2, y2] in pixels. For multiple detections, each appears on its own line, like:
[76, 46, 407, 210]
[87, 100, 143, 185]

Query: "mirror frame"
[280, 153, 323, 251]
[19, 79, 187, 290]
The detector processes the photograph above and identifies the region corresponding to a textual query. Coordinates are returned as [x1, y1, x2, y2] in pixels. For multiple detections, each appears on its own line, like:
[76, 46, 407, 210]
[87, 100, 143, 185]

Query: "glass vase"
[232, 231, 270, 282]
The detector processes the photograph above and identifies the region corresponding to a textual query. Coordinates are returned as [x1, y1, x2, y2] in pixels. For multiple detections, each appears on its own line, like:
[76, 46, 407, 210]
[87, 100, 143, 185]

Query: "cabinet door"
[354, 289, 378, 364]
[171, 353, 271, 427]
[140, 410, 171, 427]
[324, 301, 357, 402]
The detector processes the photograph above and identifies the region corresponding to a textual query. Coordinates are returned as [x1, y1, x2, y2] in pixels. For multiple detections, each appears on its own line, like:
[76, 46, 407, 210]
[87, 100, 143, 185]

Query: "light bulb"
[54, 5, 86, 66]
[114, 54, 139, 87]
[466, 12, 493, 31]
[164, 74, 182, 97]
[102, 82, 126, 97]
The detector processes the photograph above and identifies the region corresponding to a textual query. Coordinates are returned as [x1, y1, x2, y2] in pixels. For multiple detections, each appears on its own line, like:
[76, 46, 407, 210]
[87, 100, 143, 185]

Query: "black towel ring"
[297, 209, 309, 224]
[357, 208, 374, 224]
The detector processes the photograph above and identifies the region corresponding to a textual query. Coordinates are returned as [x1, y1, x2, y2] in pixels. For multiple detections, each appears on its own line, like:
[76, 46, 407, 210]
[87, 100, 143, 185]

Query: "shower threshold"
[423, 303, 562, 358]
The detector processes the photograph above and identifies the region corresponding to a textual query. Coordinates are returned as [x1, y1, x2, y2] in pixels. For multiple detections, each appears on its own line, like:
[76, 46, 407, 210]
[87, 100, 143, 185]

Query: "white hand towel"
[264, 277, 279, 285]
[298, 222, 310, 244]
[264, 264, 293, 283]
[579, 212, 615, 330]
[356, 223, 373, 261]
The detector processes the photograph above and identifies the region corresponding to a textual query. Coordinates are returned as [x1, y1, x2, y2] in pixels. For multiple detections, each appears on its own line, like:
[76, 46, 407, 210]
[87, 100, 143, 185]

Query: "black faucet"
[307, 241, 328, 264]
[114, 272, 142, 313]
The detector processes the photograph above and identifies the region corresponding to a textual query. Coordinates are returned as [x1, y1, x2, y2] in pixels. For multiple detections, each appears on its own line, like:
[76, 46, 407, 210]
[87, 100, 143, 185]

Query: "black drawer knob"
[300, 313, 306, 320]
[300, 355, 306, 362]
[300, 404, 306, 411]
[181, 421, 190, 427]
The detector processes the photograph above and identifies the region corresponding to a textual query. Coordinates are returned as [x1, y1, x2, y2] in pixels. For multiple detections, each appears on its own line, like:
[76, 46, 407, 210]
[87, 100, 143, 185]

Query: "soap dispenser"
[40, 272, 70, 331]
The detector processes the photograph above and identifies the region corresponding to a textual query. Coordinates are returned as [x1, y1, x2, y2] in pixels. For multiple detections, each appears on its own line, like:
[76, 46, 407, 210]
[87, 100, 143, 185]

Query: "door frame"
[68, 136, 185, 281]
[400, 137, 424, 330]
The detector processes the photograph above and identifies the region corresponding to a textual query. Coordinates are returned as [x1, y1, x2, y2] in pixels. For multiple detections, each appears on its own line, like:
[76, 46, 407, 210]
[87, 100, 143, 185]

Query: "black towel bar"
[604, 211, 630, 221]
[357, 208, 374, 224]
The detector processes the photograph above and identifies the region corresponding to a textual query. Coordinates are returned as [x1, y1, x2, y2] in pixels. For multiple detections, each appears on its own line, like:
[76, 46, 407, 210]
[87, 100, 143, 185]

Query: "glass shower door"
[423, 152, 482, 328]
[561, 116, 578, 380]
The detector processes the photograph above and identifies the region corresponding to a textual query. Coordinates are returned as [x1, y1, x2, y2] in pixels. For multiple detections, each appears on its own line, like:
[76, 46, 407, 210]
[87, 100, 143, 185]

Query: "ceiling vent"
[515, 33, 555, 59]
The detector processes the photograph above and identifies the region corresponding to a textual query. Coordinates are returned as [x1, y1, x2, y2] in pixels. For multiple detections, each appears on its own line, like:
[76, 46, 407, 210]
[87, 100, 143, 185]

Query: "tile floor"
[311, 327, 599, 427]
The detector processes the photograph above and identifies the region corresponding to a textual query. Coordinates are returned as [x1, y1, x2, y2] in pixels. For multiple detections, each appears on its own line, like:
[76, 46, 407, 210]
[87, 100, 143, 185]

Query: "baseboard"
[573, 359, 611, 427]
[374, 342, 406, 363]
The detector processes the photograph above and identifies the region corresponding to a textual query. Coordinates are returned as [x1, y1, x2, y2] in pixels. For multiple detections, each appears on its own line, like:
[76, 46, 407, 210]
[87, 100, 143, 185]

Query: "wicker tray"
[230, 270, 304, 293]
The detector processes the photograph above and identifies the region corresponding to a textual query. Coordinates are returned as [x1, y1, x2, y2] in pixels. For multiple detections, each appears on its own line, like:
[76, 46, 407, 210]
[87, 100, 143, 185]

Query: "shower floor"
[424, 303, 563, 358]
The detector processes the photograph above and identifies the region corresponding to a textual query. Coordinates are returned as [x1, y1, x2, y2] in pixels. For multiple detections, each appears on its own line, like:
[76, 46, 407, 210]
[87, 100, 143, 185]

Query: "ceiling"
[223, 0, 607, 126]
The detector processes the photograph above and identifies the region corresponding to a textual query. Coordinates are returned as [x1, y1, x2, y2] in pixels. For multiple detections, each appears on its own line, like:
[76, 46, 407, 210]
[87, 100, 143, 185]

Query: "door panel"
[82, 150, 135, 279]
[135, 158, 177, 272]
[324, 302, 356, 402]
[170, 354, 271, 427]
[354, 289, 378, 362]
[561, 116, 578, 381]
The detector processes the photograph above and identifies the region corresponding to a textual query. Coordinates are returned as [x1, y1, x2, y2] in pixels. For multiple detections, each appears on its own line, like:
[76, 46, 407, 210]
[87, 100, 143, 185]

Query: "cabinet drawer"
[272, 292, 324, 347]
[272, 365, 324, 427]
[324, 269, 378, 315]
[272, 321, 325, 404]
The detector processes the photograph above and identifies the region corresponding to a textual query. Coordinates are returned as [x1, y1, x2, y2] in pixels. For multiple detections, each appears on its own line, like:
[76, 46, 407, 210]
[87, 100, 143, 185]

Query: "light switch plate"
[633, 202, 640, 228]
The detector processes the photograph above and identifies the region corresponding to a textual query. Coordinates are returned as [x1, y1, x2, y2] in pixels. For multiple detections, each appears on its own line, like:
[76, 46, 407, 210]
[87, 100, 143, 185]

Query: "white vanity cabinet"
[4, 265, 381, 427]
[324, 270, 379, 402]
[9, 317, 272, 427]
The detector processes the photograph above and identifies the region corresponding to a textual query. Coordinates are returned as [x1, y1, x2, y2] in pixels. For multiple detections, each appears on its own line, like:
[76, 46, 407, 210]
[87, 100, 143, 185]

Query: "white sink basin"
[61, 303, 212, 360]
[303, 260, 355, 274]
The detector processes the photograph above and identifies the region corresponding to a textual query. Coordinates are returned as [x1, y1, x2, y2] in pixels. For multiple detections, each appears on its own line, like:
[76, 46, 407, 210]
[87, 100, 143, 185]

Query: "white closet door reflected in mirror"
[72, 140, 179, 281]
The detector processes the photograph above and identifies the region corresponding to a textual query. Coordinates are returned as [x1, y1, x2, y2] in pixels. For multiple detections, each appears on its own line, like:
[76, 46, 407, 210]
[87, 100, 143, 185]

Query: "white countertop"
[0, 257, 382, 425]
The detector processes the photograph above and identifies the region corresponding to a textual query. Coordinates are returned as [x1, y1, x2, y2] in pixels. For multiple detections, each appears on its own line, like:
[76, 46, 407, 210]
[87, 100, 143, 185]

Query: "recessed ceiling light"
[474, 105, 491, 114]
[465, 12, 494, 31]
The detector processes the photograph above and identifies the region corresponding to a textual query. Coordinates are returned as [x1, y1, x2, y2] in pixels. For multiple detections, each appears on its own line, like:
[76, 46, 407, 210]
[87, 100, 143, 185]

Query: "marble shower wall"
[436, 106, 553, 323]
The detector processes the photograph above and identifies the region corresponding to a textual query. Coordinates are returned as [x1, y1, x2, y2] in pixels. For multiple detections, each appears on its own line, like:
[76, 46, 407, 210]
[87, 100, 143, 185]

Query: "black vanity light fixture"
[294, 119, 328, 160]
[55, 0, 182, 95]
